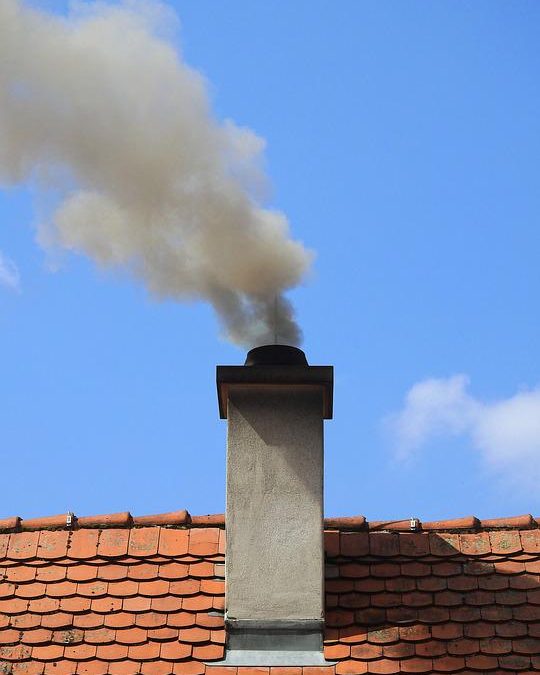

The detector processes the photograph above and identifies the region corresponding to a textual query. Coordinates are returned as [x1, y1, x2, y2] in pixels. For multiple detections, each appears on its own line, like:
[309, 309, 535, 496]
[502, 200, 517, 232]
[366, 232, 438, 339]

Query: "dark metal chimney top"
[217, 344, 333, 420]
[244, 344, 308, 367]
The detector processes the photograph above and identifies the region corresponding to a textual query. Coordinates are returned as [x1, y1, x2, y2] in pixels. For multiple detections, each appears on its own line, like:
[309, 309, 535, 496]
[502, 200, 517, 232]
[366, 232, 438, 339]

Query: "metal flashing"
[206, 619, 335, 667]
[210, 649, 335, 667]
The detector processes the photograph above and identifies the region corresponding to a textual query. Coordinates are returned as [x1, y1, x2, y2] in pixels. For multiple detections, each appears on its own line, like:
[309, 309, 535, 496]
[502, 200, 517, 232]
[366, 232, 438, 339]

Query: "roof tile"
[397, 533, 430, 558]
[365, 660, 398, 673]
[399, 657, 432, 672]
[96, 529, 130, 558]
[91, 596, 122, 613]
[459, 532, 491, 556]
[8, 531, 40, 560]
[64, 642, 97, 659]
[72, 614, 104, 629]
[0, 514, 539, 673]
[370, 534, 399, 557]
[167, 612, 196, 629]
[489, 531, 523, 555]
[151, 596, 183, 613]
[428, 533, 460, 557]
[36, 531, 70, 560]
[69, 530, 99, 559]
[139, 580, 170, 597]
[104, 612, 136, 629]
[0, 517, 20, 533]
[129, 563, 160, 580]
[340, 532, 369, 557]
[188, 562, 215, 578]
[67, 564, 98, 582]
[422, 516, 479, 531]
[122, 596, 152, 613]
[520, 529, 540, 553]
[158, 529, 190, 558]
[108, 580, 139, 598]
[326, 516, 366, 531]
[132, 509, 190, 527]
[189, 528, 220, 556]
[76, 661, 109, 675]
[40, 612, 74, 629]
[189, 514, 224, 527]
[77, 580, 108, 598]
[77, 512, 132, 529]
[31, 643, 65, 660]
[21, 514, 71, 531]
[482, 515, 534, 529]
[127, 641, 161, 660]
[128, 528, 160, 558]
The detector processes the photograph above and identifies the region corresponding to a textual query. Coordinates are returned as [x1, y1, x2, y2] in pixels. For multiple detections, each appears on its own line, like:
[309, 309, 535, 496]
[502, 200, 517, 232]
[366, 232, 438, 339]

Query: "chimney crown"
[217, 345, 333, 420]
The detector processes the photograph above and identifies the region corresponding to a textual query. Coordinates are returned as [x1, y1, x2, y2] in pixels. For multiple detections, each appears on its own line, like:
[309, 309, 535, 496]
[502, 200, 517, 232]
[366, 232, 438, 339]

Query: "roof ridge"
[1, 511, 539, 533]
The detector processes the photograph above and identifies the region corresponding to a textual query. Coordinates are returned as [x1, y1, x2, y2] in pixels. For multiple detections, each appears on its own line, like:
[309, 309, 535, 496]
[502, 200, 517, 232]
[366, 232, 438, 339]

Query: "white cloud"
[388, 375, 540, 486]
[0, 251, 20, 291]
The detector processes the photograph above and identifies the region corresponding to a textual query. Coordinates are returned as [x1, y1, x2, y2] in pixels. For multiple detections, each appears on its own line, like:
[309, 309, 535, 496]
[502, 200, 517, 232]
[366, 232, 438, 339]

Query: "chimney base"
[212, 650, 333, 667]
[207, 620, 335, 667]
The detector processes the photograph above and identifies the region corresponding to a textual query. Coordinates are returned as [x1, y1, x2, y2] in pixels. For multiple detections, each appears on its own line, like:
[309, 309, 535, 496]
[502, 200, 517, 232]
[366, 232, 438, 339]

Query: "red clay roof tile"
[0, 517, 20, 532]
[489, 530, 523, 554]
[128, 527, 160, 558]
[8, 530, 40, 559]
[0, 513, 538, 674]
[69, 529, 99, 559]
[97, 529, 130, 558]
[133, 510, 190, 527]
[21, 514, 72, 531]
[482, 514, 534, 529]
[158, 529, 190, 558]
[37, 530, 70, 560]
[326, 516, 366, 530]
[422, 516, 480, 531]
[78, 512, 132, 529]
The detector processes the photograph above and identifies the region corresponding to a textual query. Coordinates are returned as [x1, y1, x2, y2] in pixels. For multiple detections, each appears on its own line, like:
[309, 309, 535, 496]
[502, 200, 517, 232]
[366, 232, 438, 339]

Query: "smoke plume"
[0, 0, 312, 346]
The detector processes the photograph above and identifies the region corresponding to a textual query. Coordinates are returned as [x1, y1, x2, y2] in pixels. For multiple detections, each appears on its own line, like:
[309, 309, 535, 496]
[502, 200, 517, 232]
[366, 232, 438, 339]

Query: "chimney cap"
[244, 344, 308, 367]
[217, 348, 333, 420]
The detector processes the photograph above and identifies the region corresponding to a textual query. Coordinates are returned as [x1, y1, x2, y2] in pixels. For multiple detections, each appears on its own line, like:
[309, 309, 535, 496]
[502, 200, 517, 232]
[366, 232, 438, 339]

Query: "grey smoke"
[0, 0, 312, 346]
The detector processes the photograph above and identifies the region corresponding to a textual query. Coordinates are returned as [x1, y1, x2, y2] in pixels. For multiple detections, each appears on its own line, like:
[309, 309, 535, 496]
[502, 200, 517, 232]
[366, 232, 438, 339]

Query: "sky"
[1, 0, 540, 522]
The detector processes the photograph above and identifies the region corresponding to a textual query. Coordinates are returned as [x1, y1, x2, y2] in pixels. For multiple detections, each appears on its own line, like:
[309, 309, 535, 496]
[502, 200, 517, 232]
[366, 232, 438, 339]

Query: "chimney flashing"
[213, 619, 334, 666]
[213, 650, 334, 667]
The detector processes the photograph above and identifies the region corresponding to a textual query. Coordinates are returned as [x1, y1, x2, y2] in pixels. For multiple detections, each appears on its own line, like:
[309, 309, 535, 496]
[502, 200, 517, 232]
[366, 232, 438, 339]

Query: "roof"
[0, 511, 539, 674]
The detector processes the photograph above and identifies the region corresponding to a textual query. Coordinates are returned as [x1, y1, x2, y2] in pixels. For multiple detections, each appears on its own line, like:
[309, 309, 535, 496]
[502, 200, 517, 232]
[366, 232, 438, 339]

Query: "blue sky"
[1, 1, 540, 522]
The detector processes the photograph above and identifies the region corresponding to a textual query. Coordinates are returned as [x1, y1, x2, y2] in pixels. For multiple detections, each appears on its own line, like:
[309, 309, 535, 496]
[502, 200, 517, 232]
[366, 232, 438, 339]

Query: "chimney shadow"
[324, 530, 540, 671]
[231, 389, 324, 500]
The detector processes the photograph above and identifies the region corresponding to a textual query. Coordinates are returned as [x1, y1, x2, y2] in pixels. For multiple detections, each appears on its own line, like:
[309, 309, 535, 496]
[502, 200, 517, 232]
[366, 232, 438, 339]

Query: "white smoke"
[0, 0, 312, 346]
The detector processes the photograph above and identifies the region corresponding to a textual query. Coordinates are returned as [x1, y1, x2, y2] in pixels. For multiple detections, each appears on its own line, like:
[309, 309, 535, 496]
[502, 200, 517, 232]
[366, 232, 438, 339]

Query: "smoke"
[0, 0, 312, 346]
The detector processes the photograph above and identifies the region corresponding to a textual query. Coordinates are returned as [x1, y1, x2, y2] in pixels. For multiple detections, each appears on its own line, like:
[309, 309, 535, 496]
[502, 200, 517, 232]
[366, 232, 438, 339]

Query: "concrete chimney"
[215, 345, 333, 666]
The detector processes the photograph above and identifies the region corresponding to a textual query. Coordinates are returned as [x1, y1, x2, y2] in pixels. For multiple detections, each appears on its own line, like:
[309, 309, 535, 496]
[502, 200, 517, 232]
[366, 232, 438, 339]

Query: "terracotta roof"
[0, 511, 539, 674]
[3, 512, 538, 534]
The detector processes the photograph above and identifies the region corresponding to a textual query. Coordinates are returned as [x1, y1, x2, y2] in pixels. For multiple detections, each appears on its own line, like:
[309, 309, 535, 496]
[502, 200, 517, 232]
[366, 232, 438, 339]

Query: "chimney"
[215, 345, 333, 667]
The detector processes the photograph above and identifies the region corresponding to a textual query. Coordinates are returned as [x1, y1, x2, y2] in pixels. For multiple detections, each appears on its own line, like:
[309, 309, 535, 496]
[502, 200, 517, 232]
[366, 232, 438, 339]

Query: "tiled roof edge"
[0, 511, 538, 533]
[326, 513, 539, 532]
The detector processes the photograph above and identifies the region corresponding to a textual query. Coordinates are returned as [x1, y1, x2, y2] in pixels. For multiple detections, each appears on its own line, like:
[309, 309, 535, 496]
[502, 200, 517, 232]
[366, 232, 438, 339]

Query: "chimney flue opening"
[244, 344, 308, 367]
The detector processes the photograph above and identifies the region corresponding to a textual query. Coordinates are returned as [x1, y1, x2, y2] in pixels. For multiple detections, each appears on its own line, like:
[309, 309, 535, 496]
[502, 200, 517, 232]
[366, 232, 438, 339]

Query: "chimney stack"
[215, 345, 333, 666]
